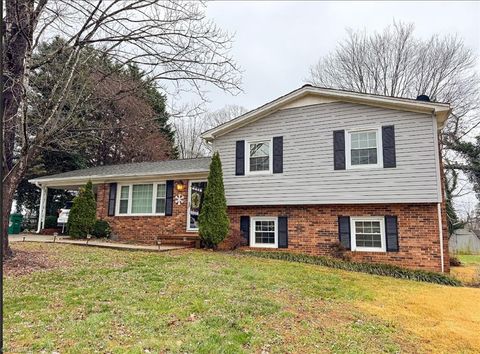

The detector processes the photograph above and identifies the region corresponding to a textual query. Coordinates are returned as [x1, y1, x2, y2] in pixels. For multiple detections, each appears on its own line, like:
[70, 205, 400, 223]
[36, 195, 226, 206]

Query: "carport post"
[36, 184, 48, 233]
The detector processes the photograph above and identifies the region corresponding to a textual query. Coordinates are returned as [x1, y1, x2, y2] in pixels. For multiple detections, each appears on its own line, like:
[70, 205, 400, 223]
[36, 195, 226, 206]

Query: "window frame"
[118, 185, 130, 214]
[250, 216, 278, 248]
[345, 127, 383, 169]
[245, 138, 273, 175]
[115, 181, 167, 216]
[350, 216, 386, 252]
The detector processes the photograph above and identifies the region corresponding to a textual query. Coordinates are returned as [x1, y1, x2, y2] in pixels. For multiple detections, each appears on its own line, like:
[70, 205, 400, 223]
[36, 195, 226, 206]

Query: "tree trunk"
[2, 180, 16, 259]
[2, 0, 35, 259]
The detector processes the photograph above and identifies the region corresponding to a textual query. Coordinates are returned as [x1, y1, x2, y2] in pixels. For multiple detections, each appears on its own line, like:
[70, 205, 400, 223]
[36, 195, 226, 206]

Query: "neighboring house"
[29, 85, 451, 272]
[449, 228, 480, 254]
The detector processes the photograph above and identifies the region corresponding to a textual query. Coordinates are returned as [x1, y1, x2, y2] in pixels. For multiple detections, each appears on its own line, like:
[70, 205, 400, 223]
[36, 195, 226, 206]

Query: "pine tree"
[199, 152, 230, 248]
[67, 181, 97, 238]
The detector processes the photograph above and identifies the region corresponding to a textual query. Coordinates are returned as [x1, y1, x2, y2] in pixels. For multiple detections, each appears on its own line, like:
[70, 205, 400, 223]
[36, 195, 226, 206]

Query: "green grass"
[457, 254, 480, 266]
[241, 251, 462, 286]
[5, 244, 480, 353]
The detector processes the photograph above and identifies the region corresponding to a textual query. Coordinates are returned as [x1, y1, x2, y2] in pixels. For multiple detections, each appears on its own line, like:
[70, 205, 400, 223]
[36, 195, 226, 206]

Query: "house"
[29, 85, 452, 272]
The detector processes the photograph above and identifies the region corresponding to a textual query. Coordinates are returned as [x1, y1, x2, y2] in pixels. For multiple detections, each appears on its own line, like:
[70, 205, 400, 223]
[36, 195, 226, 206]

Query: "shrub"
[240, 251, 462, 286]
[67, 181, 96, 239]
[44, 215, 58, 229]
[199, 152, 230, 249]
[91, 220, 111, 238]
[329, 241, 350, 261]
[450, 256, 462, 267]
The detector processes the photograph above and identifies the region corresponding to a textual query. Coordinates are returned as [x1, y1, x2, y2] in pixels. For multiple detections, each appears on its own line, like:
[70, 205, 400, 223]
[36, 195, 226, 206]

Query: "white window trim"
[345, 127, 383, 169]
[350, 216, 386, 252]
[115, 182, 166, 216]
[245, 138, 273, 175]
[250, 216, 278, 248]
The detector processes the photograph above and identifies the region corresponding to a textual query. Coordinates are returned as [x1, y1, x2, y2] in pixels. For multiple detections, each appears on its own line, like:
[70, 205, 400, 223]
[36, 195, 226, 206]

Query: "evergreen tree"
[198, 152, 229, 248]
[67, 181, 97, 239]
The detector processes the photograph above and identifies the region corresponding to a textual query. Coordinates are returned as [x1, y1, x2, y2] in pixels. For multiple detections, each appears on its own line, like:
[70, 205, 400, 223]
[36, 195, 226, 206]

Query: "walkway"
[9, 234, 185, 252]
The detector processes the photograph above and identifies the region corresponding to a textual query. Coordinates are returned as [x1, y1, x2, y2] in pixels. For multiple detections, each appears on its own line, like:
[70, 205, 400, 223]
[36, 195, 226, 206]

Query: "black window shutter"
[240, 216, 250, 245]
[385, 215, 399, 252]
[382, 125, 396, 168]
[273, 136, 283, 173]
[333, 130, 346, 170]
[338, 216, 351, 250]
[108, 183, 117, 216]
[165, 180, 174, 216]
[278, 216, 288, 248]
[235, 140, 245, 176]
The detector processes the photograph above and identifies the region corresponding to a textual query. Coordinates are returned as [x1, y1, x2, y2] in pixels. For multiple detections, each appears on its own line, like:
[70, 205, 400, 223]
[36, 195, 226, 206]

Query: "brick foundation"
[226, 203, 450, 272]
[96, 182, 198, 243]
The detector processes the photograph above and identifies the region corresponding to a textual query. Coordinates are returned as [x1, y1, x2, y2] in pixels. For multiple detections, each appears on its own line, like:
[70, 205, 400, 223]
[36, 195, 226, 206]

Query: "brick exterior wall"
[96, 182, 198, 243]
[95, 181, 449, 272]
[226, 203, 450, 272]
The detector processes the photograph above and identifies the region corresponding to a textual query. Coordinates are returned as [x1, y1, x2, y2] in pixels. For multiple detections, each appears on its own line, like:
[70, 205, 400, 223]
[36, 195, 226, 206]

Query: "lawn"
[5, 243, 480, 353]
[451, 254, 480, 285]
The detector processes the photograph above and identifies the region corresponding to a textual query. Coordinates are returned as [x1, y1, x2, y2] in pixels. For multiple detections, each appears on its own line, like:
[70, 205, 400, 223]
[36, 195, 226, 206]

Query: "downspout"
[432, 113, 445, 273]
[437, 203, 445, 273]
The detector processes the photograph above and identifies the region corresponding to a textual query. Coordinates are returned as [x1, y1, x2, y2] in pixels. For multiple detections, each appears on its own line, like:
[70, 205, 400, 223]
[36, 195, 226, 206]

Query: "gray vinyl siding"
[213, 102, 440, 206]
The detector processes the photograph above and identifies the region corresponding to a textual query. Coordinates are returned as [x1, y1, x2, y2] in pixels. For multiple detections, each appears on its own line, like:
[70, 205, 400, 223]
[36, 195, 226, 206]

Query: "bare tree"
[2, 0, 241, 257]
[173, 104, 247, 158]
[307, 22, 479, 137]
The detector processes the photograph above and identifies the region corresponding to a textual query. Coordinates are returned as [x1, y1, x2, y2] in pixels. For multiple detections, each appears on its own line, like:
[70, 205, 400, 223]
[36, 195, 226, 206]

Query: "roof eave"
[201, 86, 451, 140]
[29, 170, 210, 187]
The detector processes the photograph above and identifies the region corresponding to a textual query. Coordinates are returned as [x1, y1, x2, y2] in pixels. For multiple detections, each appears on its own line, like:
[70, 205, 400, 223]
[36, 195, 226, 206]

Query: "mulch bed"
[4, 249, 66, 277]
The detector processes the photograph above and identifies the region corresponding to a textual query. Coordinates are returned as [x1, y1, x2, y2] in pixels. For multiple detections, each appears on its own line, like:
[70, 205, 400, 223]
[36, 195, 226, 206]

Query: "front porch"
[29, 158, 211, 244]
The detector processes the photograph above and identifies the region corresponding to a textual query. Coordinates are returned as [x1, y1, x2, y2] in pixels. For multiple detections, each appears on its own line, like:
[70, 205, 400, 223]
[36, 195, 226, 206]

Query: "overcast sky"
[202, 1, 480, 213]
[203, 1, 480, 111]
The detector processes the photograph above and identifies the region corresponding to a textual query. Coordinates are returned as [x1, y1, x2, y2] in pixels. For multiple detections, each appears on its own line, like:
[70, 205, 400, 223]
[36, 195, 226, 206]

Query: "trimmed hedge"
[240, 251, 462, 286]
[91, 220, 111, 238]
[44, 215, 58, 229]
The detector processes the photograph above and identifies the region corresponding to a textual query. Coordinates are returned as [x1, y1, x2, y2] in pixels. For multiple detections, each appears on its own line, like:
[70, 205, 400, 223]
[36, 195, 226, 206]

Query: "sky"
[203, 1, 480, 111]
[201, 1, 480, 214]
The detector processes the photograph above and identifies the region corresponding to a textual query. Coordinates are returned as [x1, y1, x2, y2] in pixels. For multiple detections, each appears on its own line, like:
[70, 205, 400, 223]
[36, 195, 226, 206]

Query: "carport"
[28, 179, 96, 233]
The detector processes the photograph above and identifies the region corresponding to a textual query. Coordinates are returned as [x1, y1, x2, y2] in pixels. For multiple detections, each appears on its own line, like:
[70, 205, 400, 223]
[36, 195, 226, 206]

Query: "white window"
[116, 182, 166, 216]
[346, 129, 382, 168]
[156, 184, 166, 214]
[119, 186, 129, 214]
[350, 217, 386, 252]
[247, 140, 272, 174]
[251, 217, 278, 248]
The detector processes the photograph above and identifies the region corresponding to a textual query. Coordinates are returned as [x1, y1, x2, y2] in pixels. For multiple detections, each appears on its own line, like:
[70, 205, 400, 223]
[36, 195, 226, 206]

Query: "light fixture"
[176, 181, 185, 192]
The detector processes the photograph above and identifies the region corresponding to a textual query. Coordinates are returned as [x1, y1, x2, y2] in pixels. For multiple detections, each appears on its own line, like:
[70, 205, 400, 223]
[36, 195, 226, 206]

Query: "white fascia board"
[28, 171, 209, 188]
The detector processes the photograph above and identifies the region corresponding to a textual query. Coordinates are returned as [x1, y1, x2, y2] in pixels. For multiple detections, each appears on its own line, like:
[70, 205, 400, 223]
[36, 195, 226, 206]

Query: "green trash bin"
[8, 213, 23, 234]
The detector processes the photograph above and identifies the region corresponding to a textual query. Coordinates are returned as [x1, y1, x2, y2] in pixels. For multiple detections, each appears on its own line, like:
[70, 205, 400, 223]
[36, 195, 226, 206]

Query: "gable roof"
[29, 157, 211, 186]
[201, 85, 451, 141]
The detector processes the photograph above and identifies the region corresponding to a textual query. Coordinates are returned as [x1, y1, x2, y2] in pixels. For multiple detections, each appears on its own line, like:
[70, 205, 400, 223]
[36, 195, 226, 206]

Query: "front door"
[187, 180, 207, 231]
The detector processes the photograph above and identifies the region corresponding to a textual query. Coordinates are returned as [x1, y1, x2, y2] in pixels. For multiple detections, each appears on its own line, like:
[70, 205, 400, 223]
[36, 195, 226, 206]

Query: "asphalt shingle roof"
[30, 157, 211, 183]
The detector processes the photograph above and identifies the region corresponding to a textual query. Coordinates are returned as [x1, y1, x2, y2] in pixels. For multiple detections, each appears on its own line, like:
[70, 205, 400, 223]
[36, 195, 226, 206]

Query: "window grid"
[249, 141, 270, 172]
[254, 220, 275, 244]
[354, 221, 382, 248]
[119, 186, 129, 214]
[349, 130, 378, 166]
[156, 184, 166, 214]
